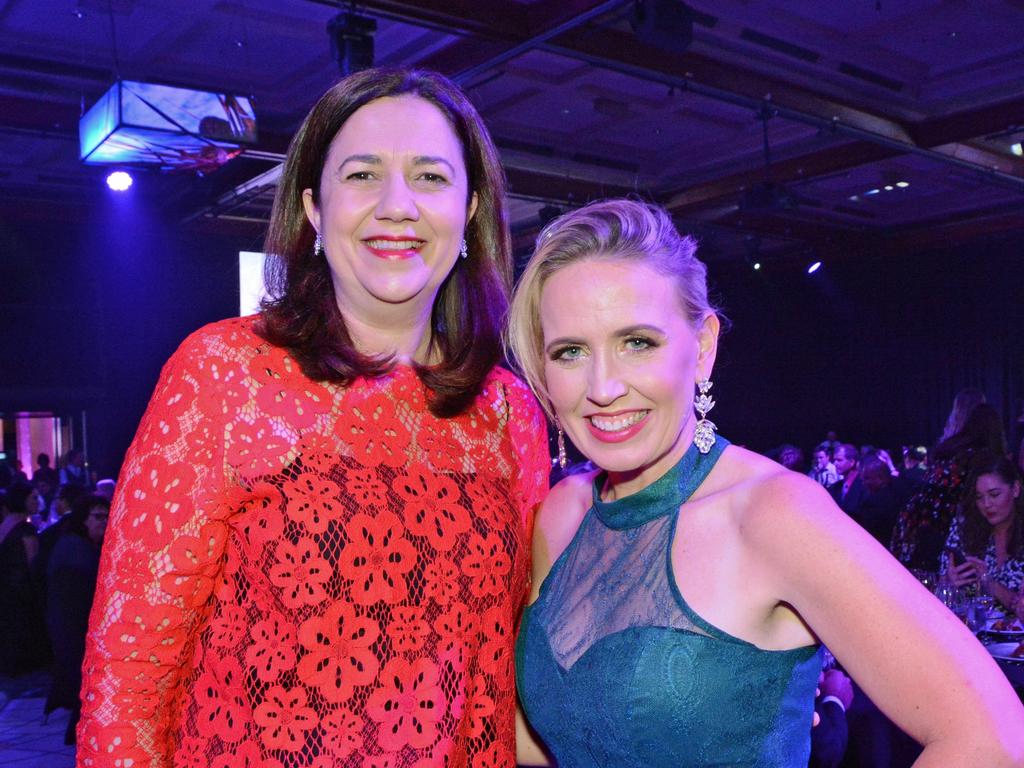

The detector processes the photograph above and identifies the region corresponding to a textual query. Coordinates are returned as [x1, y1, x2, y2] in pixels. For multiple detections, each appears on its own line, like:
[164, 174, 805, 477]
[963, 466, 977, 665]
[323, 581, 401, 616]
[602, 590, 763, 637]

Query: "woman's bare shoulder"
[706, 444, 839, 535]
[537, 471, 595, 542]
[529, 471, 596, 598]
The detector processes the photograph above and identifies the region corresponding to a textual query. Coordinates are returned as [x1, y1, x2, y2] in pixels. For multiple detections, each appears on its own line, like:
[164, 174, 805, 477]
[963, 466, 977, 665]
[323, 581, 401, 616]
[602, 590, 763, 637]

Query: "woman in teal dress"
[505, 199, 1024, 767]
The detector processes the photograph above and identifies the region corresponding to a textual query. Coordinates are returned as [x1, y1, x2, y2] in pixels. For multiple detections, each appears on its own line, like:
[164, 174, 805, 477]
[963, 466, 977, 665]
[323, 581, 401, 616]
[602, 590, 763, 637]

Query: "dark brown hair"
[933, 403, 1007, 462]
[960, 453, 1023, 558]
[257, 67, 511, 417]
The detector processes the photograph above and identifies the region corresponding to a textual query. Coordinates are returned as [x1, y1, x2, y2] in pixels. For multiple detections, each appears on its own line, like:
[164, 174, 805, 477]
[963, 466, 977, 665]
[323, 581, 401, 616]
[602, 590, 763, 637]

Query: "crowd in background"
[0, 450, 113, 743]
[768, 389, 1024, 616]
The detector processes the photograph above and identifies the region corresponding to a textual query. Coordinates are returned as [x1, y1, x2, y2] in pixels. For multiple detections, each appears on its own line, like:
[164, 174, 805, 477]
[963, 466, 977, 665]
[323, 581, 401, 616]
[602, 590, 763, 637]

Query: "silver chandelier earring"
[693, 378, 717, 454]
[459, 239, 468, 259]
[314, 232, 324, 257]
[555, 417, 567, 469]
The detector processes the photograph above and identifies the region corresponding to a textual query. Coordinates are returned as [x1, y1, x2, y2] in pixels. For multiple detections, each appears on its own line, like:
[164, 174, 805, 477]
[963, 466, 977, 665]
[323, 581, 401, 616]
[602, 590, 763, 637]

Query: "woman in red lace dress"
[78, 68, 549, 768]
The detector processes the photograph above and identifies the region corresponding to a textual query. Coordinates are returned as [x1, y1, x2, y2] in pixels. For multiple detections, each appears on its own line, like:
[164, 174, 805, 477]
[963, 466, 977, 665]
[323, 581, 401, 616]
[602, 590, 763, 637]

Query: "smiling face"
[540, 258, 717, 491]
[302, 95, 477, 326]
[974, 472, 1021, 530]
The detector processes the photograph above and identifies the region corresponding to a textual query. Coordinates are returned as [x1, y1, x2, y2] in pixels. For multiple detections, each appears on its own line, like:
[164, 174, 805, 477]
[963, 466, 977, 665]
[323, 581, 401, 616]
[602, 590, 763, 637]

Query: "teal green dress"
[515, 438, 821, 767]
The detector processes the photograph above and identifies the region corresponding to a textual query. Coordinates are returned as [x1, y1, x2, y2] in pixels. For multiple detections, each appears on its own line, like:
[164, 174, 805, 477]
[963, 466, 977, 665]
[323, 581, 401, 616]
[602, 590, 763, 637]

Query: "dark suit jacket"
[828, 476, 866, 516]
[810, 698, 848, 768]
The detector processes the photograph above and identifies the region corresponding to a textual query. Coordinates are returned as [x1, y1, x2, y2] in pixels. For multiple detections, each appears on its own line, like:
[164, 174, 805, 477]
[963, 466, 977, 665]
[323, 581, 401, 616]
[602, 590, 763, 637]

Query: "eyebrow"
[544, 324, 667, 354]
[337, 154, 457, 174]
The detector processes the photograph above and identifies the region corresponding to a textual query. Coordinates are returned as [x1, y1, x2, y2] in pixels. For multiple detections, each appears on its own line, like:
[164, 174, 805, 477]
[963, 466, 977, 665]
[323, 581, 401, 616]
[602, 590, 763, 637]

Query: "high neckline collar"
[591, 437, 729, 530]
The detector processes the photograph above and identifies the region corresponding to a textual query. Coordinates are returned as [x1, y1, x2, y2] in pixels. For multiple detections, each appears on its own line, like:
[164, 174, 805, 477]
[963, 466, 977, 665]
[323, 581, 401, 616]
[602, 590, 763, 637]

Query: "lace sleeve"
[505, 377, 551, 544]
[78, 329, 230, 768]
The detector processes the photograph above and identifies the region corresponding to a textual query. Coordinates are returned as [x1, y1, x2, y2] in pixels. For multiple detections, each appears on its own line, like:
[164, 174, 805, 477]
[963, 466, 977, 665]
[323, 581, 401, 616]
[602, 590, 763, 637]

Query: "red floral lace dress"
[78, 316, 550, 768]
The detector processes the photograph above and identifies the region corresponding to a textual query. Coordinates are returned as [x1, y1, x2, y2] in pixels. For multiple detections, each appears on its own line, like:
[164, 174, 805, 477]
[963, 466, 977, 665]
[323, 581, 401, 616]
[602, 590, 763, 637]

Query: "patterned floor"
[0, 672, 76, 767]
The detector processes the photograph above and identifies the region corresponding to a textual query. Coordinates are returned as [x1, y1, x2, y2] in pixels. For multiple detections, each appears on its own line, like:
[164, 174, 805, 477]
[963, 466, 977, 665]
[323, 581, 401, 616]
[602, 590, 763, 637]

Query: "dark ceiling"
[2, 0, 1023, 267]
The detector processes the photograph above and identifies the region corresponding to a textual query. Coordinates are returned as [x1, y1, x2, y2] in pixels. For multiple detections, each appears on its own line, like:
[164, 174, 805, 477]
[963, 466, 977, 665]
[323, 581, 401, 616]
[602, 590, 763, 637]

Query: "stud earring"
[693, 378, 717, 454]
[314, 232, 324, 257]
[459, 239, 468, 259]
[555, 417, 567, 469]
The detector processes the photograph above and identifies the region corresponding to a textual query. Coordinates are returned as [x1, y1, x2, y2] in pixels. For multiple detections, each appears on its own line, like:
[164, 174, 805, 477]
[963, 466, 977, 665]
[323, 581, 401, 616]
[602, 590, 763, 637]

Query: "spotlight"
[883, 184, 894, 191]
[1012, 143, 1022, 157]
[753, 261, 762, 271]
[895, 181, 910, 188]
[327, 12, 376, 76]
[807, 261, 822, 274]
[106, 170, 133, 191]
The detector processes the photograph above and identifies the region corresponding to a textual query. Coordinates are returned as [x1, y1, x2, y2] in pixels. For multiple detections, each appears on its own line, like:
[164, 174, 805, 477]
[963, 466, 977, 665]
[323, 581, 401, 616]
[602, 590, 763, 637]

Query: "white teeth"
[590, 411, 647, 432]
[366, 239, 422, 250]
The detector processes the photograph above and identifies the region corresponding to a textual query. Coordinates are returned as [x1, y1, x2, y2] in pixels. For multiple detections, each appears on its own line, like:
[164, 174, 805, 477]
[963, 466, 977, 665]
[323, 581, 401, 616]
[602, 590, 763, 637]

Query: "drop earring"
[555, 418, 567, 469]
[693, 378, 717, 454]
[459, 239, 468, 259]
[314, 232, 324, 257]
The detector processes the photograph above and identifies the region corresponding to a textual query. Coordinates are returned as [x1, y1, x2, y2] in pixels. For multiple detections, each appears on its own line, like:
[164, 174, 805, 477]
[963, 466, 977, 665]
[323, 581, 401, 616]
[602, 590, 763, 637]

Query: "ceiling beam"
[908, 96, 1024, 148]
[305, 0, 525, 39]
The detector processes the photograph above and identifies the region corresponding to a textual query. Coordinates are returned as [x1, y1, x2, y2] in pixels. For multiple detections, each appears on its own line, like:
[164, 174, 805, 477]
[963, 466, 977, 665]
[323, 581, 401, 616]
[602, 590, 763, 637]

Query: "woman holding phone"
[944, 453, 1024, 617]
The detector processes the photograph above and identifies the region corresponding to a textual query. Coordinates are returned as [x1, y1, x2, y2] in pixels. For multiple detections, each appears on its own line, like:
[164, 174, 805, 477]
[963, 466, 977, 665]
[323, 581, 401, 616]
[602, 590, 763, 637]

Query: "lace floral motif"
[79, 316, 550, 767]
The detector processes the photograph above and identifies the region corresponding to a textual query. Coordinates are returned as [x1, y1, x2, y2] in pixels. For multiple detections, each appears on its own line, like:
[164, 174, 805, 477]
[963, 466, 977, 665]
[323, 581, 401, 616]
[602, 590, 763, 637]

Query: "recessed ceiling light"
[864, 188, 880, 196]
[883, 185, 894, 191]
[848, 195, 859, 201]
[895, 181, 909, 188]
[753, 262, 761, 271]
[807, 261, 822, 274]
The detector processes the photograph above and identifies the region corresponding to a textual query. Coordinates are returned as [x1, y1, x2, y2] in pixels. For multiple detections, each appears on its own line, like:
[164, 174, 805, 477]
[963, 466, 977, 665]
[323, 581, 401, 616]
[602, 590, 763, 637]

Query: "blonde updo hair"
[505, 198, 718, 419]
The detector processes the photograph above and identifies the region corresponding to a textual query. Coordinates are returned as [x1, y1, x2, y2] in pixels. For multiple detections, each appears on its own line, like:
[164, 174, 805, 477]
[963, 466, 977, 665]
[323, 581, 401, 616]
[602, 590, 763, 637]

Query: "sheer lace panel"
[78, 316, 551, 768]
[532, 511, 707, 670]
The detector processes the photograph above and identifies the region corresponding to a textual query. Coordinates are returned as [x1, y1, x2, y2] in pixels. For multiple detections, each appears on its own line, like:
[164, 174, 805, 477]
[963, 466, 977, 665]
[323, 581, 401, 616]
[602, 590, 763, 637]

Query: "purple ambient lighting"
[106, 171, 133, 191]
[807, 261, 822, 274]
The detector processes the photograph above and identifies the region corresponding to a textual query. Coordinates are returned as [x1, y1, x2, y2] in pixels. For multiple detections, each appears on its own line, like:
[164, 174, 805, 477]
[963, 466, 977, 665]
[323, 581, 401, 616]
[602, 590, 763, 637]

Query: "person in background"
[901, 445, 928, 487]
[772, 443, 805, 473]
[942, 454, 1024, 615]
[1013, 400, 1024, 474]
[0, 486, 47, 674]
[44, 493, 109, 744]
[33, 452, 59, 489]
[79, 66, 549, 767]
[892, 403, 1007, 572]
[808, 443, 839, 487]
[810, 666, 853, 768]
[939, 387, 986, 446]
[822, 430, 840, 458]
[507, 199, 1024, 768]
[828, 443, 865, 514]
[94, 478, 116, 500]
[59, 448, 88, 490]
[851, 455, 904, 547]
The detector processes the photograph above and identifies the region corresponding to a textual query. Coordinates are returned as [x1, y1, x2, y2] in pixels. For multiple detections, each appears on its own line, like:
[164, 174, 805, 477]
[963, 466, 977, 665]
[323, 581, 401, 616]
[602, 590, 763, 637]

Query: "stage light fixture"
[1012, 143, 1022, 157]
[328, 11, 376, 76]
[896, 181, 909, 188]
[106, 170, 133, 191]
[753, 261, 762, 271]
[807, 261, 822, 274]
[80, 80, 256, 171]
